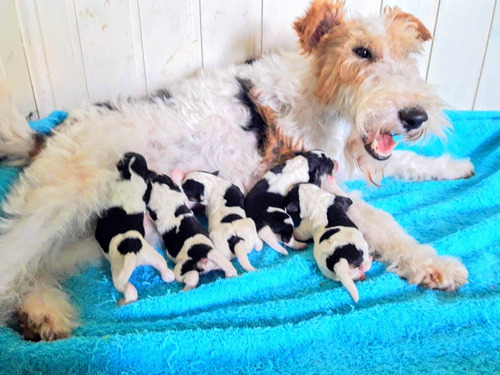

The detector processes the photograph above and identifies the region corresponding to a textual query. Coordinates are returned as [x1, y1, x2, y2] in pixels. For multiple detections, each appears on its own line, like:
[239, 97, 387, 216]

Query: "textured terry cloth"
[0, 111, 498, 375]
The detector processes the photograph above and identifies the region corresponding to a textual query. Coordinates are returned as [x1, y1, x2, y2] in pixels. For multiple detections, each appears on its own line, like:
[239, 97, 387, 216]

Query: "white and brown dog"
[95, 152, 175, 305]
[0, 0, 471, 340]
[245, 150, 336, 255]
[286, 183, 372, 303]
[182, 171, 263, 272]
[146, 173, 237, 291]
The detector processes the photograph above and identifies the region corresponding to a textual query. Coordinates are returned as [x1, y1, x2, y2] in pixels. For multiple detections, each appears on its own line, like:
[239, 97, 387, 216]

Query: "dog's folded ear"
[385, 7, 432, 44]
[334, 195, 353, 212]
[294, 0, 345, 54]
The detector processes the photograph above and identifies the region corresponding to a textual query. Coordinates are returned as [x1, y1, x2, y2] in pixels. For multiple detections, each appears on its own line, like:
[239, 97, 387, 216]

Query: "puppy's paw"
[411, 256, 469, 291]
[18, 311, 72, 342]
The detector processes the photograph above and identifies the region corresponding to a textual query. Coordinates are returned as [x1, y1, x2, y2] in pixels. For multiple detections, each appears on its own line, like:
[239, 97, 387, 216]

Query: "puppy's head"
[116, 152, 149, 180]
[302, 150, 336, 186]
[182, 177, 206, 204]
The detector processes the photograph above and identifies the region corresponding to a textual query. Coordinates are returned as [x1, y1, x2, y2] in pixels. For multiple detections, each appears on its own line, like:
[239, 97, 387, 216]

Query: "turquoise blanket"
[1, 111, 498, 374]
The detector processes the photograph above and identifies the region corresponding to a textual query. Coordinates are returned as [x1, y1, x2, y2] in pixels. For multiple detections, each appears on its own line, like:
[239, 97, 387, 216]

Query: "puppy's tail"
[0, 82, 36, 166]
[334, 258, 359, 303]
[258, 226, 288, 256]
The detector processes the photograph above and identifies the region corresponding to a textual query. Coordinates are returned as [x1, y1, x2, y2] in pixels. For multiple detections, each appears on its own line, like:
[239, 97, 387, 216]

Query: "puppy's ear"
[385, 7, 432, 43]
[285, 185, 301, 215]
[181, 179, 205, 203]
[294, 0, 345, 54]
[211, 170, 219, 177]
[334, 195, 353, 212]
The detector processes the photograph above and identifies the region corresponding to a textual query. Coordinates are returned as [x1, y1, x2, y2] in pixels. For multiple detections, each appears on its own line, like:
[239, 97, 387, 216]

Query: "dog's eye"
[353, 47, 372, 60]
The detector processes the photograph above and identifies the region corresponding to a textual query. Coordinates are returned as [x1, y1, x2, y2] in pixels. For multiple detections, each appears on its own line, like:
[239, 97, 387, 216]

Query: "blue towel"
[0, 111, 498, 374]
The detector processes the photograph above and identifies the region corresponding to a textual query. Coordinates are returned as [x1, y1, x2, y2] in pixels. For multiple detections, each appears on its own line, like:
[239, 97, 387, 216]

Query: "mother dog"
[0, 0, 472, 340]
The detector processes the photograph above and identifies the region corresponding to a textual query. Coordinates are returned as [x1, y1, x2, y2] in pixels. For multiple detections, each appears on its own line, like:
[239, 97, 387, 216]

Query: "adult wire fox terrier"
[0, 0, 471, 340]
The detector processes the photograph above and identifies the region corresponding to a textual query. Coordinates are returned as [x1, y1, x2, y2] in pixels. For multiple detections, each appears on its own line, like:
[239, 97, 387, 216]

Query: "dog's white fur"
[289, 183, 372, 302]
[182, 171, 263, 272]
[0, 1, 471, 340]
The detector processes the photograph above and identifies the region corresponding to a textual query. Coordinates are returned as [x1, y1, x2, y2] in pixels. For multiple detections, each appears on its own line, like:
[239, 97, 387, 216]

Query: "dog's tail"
[0, 82, 37, 166]
[334, 258, 359, 303]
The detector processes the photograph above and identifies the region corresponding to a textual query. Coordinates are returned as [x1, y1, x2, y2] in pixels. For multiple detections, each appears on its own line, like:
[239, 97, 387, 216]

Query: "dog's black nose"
[398, 107, 428, 131]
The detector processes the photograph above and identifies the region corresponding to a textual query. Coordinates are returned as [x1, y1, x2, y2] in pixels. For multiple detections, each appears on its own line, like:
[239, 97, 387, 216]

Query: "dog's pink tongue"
[377, 133, 396, 154]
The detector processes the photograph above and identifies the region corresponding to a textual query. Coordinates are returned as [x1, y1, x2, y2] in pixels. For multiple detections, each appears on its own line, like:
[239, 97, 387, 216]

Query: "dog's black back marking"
[223, 185, 244, 208]
[162, 215, 209, 259]
[236, 77, 268, 154]
[151, 88, 173, 101]
[95, 101, 119, 111]
[117, 238, 142, 255]
[221, 214, 243, 223]
[182, 179, 205, 202]
[95, 208, 144, 251]
[319, 228, 340, 243]
[326, 244, 364, 272]
[227, 235, 243, 253]
[153, 174, 181, 192]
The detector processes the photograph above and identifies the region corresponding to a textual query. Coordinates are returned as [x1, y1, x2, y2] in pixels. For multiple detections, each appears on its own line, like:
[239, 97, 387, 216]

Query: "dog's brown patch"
[247, 87, 305, 169]
[28, 133, 47, 160]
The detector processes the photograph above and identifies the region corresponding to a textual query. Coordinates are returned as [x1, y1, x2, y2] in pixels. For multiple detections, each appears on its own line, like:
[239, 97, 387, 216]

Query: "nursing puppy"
[244, 150, 336, 255]
[182, 171, 263, 272]
[94, 152, 175, 305]
[146, 173, 237, 290]
[286, 183, 372, 302]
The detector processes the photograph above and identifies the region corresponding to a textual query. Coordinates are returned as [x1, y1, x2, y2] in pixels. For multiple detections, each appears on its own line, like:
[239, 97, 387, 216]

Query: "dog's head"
[294, 0, 449, 182]
[302, 150, 337, 186]
[182, 171, 220, 204]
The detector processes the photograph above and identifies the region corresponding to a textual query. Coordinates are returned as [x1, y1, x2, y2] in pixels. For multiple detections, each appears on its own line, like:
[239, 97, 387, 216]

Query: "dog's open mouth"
[363, 132, 397, 161]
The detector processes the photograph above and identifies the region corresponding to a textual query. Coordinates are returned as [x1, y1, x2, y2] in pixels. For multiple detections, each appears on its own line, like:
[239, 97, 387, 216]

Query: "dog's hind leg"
[17, 276, 77, 341]
[258, 226, 289, 255]
[347, 193, 468, 291]
[206, 248, 238, 278]
[233, 241, 257, 272]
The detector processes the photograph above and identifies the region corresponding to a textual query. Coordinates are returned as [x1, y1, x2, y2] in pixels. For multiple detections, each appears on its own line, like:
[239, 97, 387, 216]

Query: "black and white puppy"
[286, 183, 372, 302]
[146, 172, 237, 290]
[182, 171, 263, 272]
[95, 152, 175, 305]
[244, 150, 336, 255]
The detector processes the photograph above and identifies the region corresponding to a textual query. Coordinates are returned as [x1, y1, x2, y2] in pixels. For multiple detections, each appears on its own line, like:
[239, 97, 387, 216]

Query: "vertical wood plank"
[474, 1, 500, 110]
[74, 0, 147, 101]
[200, 0, 262, 68]
[382, 0, 439, 78]
[262, 0, 310, 52]
[139, 0, 202, 93]
[0, 0, 37, 117]
[344, 0, 382, 16]
[15, 0, 55, 117]
[34, 0, 88, 110]
[427, 0, 495, 110]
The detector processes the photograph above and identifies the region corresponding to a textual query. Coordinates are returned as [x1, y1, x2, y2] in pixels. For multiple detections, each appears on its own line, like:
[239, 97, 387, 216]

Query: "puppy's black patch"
[95, 208, 144, 251]
[326, 204, 356, 229]
[187, 243, 212, 261]
[303, 151, 335, 186]
[117, 238, 142, 255]
[236, 77, 268, 154]
[180, 259, 202, 275]
[162, 216, 209, 259]
[182, 179, 205, 202]
[175, 205, 191, 217]
[227, 235, 243, 253]
[117, 152, 148, 180]
[270, 164, 285, 174]
[153, 174, 181, 192]
[319, 227, 340, 243]
[223, 185, 244, 208]
[326, 244, 364, 272]
[146, 207, 157, 222]
[221, 214, 243, 223]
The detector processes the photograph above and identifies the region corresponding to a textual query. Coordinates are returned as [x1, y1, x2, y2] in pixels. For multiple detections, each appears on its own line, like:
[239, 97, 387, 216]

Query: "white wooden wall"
[1, 0, 499, 118]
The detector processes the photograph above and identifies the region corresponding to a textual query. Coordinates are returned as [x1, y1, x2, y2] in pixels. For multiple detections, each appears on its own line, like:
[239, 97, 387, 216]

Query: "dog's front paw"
[436, 156, 475, 181]
[411, 256, 468, 291]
